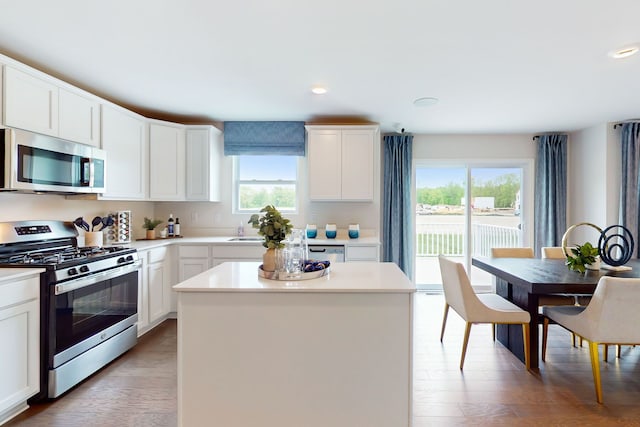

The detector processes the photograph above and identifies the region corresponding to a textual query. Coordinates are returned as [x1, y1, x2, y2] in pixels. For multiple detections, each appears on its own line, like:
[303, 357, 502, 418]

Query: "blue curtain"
[620, 123, 640, 257]
[382, 134, 413, 279]
[534, 134, 567, 257]
[224, 121, 305, 156]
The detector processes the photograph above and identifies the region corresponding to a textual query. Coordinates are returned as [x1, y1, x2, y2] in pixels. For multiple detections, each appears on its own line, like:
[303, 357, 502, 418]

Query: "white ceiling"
[1, 0, 639, 134]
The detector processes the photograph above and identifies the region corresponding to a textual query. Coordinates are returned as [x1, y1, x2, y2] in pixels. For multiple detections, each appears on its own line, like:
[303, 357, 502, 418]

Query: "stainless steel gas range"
[0, 220, 140, 400]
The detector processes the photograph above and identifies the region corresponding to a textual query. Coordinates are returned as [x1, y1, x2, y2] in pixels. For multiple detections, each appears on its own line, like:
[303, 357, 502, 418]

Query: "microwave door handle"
[80, 158, 95, 187]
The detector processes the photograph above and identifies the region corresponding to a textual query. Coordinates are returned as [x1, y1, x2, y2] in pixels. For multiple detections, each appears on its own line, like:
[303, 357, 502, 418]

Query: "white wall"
[0, 193, 154, 240]
[567, 123, 621, 244]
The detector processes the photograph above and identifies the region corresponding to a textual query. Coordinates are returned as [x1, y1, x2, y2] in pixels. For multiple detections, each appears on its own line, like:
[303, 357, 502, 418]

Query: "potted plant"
[143, 217, 163, 240]
[248, 205, 293, 271]
[565, 242, 600, 273]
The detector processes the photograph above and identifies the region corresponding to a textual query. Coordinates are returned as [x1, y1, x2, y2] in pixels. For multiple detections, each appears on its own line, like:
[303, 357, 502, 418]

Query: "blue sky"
[416, 167, 520, 188]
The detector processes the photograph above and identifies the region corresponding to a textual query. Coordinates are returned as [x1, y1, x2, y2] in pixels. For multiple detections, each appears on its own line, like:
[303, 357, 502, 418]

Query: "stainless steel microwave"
[0, 128, 106, 194]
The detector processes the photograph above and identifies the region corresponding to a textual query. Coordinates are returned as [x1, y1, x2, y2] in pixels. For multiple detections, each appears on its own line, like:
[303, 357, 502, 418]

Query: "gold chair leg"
[604, 344, 609, 362]
[542, 317, 549, 362]
[522, 323, 531, 370]
[440, 303, 449, 342]
[588, 341, 603, 404]
[571, 333, 576, 347]
[460, 322, 472, 370]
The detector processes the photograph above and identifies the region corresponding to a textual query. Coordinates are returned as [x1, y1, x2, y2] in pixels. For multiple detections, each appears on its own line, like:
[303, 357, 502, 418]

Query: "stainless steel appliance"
[0, 220, 139, 400]
[308, 245, 345, 262]
[0, 128, 106, 194]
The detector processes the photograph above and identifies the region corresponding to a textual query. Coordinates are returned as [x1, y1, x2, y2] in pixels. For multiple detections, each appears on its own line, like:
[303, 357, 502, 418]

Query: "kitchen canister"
[306, 224, 317, 239]
[325, 223, 337, 239]
[348, 224, 360, 239]
[84, 231, 103, 247]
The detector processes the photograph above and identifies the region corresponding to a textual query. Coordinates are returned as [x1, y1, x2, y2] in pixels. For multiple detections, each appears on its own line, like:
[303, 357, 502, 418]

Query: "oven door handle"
[54, 260, 142, 295]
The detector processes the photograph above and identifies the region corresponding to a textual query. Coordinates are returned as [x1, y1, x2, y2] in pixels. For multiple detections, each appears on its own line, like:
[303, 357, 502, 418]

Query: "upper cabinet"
[58, 88, 101, 147]
[101, 105, 148, 200]
[306, 125, 378, 201]
[3, 65, 101, 147]
[149, 120, 186, 201]
[186, 125, 222, 201]
[3, 65, 59, 136]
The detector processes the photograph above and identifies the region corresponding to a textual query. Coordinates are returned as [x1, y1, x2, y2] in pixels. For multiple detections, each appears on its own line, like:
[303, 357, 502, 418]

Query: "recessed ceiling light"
[311, 86, 327, 95]
[609, 44, 639, 59]
[413, 97, 439, 107]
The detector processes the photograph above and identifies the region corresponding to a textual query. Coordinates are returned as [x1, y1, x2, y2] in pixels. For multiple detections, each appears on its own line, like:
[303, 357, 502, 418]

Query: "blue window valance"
[223, 121, 305, 156]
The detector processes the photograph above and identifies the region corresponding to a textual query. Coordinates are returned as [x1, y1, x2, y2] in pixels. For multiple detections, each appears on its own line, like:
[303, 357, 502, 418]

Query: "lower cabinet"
[178, 245, 211, 282]
[345, 244, 380, 262]
[0, 274, 40, 425]
[138, 247, 171, 336]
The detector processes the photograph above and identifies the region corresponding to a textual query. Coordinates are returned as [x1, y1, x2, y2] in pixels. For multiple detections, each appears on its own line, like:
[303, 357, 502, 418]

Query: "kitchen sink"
[228, 237, 263, 241]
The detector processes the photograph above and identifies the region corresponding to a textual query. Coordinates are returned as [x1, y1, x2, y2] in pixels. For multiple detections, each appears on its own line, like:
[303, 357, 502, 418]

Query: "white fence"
[416, 222, 521, 257]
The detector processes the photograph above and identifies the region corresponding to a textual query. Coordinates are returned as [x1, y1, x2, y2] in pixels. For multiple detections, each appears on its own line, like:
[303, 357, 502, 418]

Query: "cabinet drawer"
[346, 245, 379, 261]
[147, 246, 168, 264]
[210, 245, 265, 259]
[0, 277, 39, 309]
[179, 245, 210, 258]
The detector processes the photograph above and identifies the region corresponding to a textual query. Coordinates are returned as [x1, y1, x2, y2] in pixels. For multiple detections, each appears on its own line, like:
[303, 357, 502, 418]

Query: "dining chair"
[541, 276, 640, 403]
[438, 255, 530, 370]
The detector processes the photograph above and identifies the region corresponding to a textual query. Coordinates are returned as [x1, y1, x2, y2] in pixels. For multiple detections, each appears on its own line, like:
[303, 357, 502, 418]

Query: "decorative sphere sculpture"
[598, 225, 634, 267]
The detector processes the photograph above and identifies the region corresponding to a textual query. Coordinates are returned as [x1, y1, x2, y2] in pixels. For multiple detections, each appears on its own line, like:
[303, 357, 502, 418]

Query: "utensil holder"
[84, 231, 103, 247]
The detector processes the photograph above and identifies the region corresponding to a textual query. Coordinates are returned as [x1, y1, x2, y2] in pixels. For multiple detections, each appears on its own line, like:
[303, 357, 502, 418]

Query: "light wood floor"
[6, 293, 640, 426]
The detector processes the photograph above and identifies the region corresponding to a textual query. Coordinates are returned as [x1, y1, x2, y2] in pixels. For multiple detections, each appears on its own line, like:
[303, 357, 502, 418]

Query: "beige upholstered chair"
[438, 255, 531, 370]
[541, 276, 640, 403]
[541, 246, 565, 259]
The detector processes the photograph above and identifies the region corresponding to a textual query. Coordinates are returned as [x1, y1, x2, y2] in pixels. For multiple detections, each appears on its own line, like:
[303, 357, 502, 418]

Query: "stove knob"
[68, 268, 78, 276]
[126, 255, 134, 262]
[117, 257, 126, 264]
[80, 265, 90, 273]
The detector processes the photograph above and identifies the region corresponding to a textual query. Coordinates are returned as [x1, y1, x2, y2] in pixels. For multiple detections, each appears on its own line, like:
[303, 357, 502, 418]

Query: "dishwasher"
[308, 245, 345, 263]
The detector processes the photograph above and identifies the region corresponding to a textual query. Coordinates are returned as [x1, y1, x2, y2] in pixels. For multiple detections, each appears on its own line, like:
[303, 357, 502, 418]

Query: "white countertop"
[129, 235, 380, 251]
[0, 267, 45, 281]
[173, 261, 414, 293]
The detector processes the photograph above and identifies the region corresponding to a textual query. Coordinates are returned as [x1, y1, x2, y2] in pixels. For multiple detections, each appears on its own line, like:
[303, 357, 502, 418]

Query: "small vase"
[263, 248, 277, 272]
[146, 229, 155, 240]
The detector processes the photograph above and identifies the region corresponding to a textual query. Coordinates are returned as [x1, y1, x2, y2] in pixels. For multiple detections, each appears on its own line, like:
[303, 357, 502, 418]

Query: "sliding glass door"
[415, 163, 530, 291]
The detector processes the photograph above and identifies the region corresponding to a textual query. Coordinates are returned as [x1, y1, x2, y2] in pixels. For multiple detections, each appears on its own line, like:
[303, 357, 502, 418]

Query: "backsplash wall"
[0, 193, 155, 240]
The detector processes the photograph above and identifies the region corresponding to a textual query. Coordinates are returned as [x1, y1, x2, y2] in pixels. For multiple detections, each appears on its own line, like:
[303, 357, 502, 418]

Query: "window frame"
[232, 155, 301, 214]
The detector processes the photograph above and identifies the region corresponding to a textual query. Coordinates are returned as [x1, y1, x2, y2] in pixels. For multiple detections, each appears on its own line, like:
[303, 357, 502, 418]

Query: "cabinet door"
[149, 123, 186, 201]
[4, 66, 58, 136]
[0, 299, 39, 411]
[101, 105, 147, 199]
[186, 127, 222, 201]
[148, 261, 167, 324]
[59, 88, 101, 147]
[308, 129, 342, 200]
[179, 258, 210, 282]
[341, 129, 374, 201]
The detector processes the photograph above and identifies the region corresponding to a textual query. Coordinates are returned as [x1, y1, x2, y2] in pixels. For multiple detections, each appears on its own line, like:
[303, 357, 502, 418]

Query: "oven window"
[54, 271, 138, 354]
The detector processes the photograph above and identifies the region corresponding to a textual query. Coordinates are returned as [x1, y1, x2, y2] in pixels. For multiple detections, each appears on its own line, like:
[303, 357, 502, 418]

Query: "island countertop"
[173, 261, 415, 293]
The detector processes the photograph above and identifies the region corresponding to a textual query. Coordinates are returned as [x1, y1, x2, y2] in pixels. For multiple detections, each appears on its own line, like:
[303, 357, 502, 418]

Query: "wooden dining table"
[472, 256, 640, 369]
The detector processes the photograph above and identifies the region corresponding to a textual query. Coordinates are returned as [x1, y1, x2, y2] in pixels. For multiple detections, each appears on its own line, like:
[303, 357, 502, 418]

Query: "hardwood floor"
[6, 293, 640, 426]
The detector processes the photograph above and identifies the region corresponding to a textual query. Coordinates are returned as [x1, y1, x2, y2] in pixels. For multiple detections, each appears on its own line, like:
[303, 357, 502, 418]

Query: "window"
[234, 155, 298, 213]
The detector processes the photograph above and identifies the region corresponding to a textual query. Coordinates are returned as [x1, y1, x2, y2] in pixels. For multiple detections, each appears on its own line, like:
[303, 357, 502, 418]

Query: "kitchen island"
[174, 261, 415, 427]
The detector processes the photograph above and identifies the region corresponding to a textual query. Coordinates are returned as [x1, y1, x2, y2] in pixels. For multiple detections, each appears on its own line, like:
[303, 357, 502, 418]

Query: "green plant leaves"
[566, 242, 599, 273]
[246, 204, 293, 249]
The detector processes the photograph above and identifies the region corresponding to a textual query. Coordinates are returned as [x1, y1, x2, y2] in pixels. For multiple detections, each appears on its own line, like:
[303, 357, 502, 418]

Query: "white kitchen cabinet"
[58, 88, 101, 147]
[178, 245, 210, 282]
[306, 125, 378, 201]
[186, 125, 222, 201]
[149, 121, 186, 201]
[138, 247, 170, 335]
[100, 104, 147, 200]
[345, 244, 380, 262]
[3, 65, 59, 136]
[210, 244, 264, 267]
[0, 273, 40, 425]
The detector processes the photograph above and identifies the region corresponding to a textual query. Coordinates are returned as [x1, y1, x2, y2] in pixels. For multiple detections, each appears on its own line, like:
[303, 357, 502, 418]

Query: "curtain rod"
[613, 120, 640, 129]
